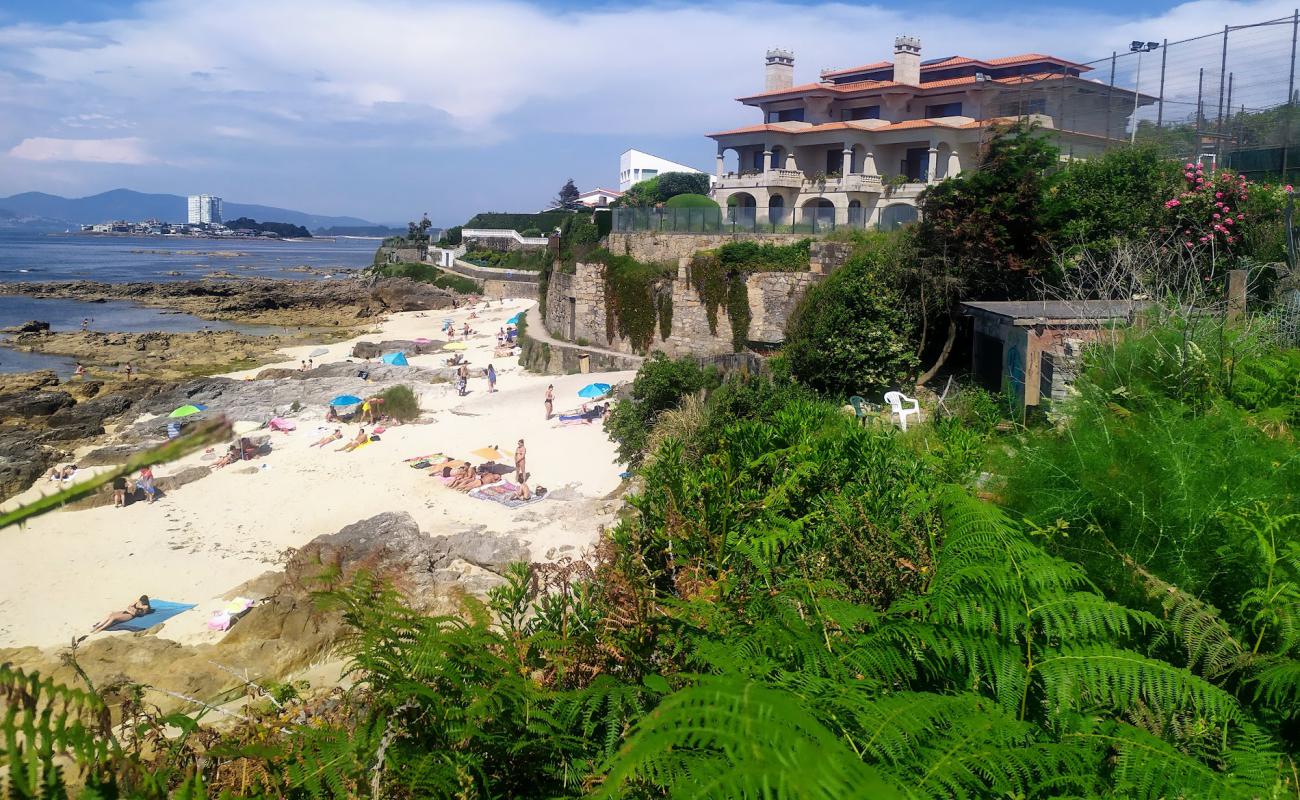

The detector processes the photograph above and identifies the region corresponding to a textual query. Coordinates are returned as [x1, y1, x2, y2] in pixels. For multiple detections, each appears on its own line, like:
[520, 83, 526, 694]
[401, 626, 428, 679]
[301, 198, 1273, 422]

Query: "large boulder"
[369, 278, 455, 312]
[350, 339, 441, 359]
[0, 389, 74, 419]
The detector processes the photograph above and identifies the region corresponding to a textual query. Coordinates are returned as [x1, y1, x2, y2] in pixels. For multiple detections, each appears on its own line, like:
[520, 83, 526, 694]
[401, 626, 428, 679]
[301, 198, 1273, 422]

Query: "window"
[641, 169, 658, 180]
[768, 108, 805, 123]
[843, 105, 881, 121]
[924, 102, 963, 118]
[998, 98, 1048, 116]
[752, 151, 764, 171]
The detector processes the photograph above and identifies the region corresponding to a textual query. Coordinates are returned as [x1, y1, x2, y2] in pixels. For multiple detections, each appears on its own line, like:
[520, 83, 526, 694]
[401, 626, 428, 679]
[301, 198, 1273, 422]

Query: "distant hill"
[0, 189, 376, 229]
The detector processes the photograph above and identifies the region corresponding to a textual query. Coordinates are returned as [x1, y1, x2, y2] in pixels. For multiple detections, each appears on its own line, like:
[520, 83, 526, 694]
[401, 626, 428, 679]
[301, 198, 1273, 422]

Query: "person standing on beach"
[544, 385, 553, 419]
[514, 439, 526, 481]
[123, 362, 133, 381]
[486, 364, 497, 393]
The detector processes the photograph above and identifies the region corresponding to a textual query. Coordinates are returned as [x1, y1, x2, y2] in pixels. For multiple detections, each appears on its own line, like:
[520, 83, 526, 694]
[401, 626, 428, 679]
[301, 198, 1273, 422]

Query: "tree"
[406, 214, 432, 242]
[784, 239, 920, 397]
[656, 172, 711, 201]
[1044, 146, 1183, 256]
[603, 353, 713, 466]
[910, 120, 1060, 382]
[554, 178, 582, 210]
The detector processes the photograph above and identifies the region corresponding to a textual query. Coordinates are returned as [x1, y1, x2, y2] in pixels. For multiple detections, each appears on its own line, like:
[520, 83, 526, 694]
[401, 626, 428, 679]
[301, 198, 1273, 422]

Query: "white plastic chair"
[883, 391, 921, 431]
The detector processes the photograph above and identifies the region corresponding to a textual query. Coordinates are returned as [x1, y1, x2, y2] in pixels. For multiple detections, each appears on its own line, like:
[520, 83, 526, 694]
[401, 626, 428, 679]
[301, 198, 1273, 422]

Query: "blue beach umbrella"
[329, 394, 363, 407]
[577, 383, 611, 399]
[381, 352, 409, 366]
[507, 312, 523, 325]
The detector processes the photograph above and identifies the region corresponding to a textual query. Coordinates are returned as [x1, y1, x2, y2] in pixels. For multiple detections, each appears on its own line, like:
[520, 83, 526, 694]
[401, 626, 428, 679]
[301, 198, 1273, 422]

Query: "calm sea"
[0, 231, 380, 375]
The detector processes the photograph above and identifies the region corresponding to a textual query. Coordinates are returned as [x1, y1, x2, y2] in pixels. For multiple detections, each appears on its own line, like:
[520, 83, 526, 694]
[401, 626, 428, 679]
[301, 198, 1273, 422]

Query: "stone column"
[716, 151, 725, 178]
[861, 149, 877, 176]
[841, 148, 854, 175]
[926, 147, 939, 184]
[763, 149, 773, 172]
[947, 149, 961, 179]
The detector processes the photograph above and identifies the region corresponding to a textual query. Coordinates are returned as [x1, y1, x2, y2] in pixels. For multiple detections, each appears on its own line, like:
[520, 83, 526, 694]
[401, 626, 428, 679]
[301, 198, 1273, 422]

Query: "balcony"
[800, 174, 883, 193]
[714, 169, 805, 190]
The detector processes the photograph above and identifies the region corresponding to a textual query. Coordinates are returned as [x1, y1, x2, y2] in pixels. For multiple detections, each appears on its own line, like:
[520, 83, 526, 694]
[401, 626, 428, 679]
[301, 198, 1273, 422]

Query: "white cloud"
[8, 136, 156, 164]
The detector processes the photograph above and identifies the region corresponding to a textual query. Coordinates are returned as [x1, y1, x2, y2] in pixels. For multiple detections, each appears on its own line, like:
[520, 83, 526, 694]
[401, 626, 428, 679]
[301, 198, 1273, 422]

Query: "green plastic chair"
[849, 395, 869, 423]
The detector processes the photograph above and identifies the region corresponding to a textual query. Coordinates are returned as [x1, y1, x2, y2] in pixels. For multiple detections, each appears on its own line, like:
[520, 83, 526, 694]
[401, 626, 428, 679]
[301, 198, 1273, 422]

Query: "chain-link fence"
[1014, 14, 1300, 179]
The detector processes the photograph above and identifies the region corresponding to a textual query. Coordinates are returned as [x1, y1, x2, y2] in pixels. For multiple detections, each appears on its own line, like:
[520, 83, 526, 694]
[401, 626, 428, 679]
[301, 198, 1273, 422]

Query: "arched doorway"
[767, 194, 786, 227]
[727, 192, 758, 226]
[801, 197, 835, 230]
[847, 199, 863, 227]
[879, 203, 918, 231]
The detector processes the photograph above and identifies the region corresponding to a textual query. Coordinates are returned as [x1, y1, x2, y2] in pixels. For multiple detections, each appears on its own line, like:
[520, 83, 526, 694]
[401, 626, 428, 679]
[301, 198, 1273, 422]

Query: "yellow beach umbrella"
[471, 446, 510, 461]
[444, 341, 468, 351]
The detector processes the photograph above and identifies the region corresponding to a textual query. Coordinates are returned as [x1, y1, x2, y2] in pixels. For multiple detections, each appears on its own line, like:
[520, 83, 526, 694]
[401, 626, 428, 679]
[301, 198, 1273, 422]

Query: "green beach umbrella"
[169, 404, 207, 418]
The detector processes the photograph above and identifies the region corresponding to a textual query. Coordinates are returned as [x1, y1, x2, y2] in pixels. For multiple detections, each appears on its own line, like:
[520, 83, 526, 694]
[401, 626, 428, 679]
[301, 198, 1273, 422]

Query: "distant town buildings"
[187, 194, 223, 225]
[618, 149, 706, 192]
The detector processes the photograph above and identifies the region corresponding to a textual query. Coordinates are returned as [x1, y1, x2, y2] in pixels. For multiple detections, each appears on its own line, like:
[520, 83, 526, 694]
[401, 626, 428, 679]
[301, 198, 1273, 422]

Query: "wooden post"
[1227, 269, 1247, 323]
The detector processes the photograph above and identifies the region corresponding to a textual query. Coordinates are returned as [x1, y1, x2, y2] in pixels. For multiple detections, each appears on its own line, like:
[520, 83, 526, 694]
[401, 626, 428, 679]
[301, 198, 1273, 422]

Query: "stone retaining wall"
[606, 231, 809, 265]
[543, 258, 819, 358]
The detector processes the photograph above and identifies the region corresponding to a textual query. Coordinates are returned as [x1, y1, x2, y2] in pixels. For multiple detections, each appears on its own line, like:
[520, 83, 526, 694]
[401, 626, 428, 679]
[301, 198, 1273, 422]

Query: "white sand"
[0, 298, 633, 650]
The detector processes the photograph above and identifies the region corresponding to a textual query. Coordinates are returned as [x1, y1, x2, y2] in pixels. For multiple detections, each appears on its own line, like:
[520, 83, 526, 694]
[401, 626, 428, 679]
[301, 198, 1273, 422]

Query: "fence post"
[1195, 68, 1205, 151]
[1156, 38, 1168, 127]
[1215, 25, 1228, 166]
[1224, 72, 1234, 166]
[1284, 9, 1299, 181]
[1105, 51, 1117, 146]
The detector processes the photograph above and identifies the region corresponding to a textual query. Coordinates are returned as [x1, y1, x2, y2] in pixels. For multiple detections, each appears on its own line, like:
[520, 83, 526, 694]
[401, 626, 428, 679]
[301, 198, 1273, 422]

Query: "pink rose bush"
[1163, 164, 1251, 252]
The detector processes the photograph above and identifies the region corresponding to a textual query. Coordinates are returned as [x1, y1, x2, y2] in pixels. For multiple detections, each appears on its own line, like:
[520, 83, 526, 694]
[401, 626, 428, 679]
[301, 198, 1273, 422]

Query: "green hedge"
[461, 248, 549, 271]
[664, 193, 718, 209]
[463, 212, 572, 232]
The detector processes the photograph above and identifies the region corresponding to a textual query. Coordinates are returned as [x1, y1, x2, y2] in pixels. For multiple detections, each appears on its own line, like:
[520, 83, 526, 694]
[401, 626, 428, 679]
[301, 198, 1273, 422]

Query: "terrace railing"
[611, 205, 879, 234]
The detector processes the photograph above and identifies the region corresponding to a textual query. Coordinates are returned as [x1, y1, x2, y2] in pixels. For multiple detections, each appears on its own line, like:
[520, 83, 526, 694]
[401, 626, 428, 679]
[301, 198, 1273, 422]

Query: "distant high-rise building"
[187, 194, 223, 225]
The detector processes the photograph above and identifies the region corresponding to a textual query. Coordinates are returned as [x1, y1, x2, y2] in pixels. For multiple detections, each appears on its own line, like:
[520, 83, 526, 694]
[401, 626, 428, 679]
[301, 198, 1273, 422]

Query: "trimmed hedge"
[664, 193, 719, 209]
[372, 262, 482, 294]
[464, 212, 572, 232]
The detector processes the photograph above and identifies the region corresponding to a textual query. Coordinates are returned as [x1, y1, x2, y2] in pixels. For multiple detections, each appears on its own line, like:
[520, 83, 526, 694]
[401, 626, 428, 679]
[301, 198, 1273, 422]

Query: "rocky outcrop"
[350, 339, 441, 359]
[0, 512, 533, 715]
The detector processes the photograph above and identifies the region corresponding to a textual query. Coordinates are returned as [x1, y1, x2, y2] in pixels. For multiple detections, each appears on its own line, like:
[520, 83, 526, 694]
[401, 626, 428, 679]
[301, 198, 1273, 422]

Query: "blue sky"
[0, 0, 1295, 225]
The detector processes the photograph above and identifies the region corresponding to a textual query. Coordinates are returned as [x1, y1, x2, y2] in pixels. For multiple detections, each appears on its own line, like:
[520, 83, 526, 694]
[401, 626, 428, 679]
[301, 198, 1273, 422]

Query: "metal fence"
[612, 205, 910, 234]
[1013, 14, 1300, 179]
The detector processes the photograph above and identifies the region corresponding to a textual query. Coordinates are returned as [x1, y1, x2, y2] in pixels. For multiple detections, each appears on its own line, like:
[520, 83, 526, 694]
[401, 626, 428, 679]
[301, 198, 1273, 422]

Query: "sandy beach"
[0, 297, 632, 650]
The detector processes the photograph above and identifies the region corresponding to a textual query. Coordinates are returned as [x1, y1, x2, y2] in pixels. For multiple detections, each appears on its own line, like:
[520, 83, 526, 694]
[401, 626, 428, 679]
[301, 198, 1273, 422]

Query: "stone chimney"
[765, 48, 794, 92]
[893, 35, 921, 85]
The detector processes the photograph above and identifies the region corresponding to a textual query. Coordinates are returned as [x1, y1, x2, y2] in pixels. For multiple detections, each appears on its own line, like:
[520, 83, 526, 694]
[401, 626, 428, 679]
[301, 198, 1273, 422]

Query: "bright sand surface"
[0, 297, 633, 650]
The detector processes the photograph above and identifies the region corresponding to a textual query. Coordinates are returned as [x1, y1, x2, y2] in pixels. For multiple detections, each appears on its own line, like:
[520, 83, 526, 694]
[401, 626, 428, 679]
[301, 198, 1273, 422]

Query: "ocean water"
[0, 231, 380, 375]
[0, 230, 378, 283]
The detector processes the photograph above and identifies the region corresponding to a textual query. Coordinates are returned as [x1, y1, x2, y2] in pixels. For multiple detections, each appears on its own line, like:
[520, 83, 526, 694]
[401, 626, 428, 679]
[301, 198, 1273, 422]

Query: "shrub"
[1045, 145, 1182, 255]
[613, 177, 660, 208]
[557, 213, 602, 266]
[687, 239, 811, 350]
[437, 225, 462, 245]
[520, 227, 543, 238]
[663, 193, 718, 209]
[463, 211, 571, 231]
[378, 384, 420, 422]
[656, 172, 711, 200]
[372, 262, 481, 294]
[784, 246, 919, 398]
[604, 353, 714, 465]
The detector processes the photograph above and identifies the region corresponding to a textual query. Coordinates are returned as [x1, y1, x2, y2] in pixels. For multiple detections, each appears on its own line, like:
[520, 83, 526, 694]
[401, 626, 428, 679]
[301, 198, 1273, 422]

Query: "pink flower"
[1185, 172, 1195, 179]
[1237, 213, 1245, 220]
[1215, 192, 1223, 198]
[1185, 241, 1195, 248]
[1225, 217, 1234, 225]
[1186, 163, 1195, 169]
[1165, 199, 1181, 208]
[1197, 177, 1206, 183]
[1227, 236, 1235, 243]
[1287, 184, 1295, 193]
[1213, 213, 1221, 219]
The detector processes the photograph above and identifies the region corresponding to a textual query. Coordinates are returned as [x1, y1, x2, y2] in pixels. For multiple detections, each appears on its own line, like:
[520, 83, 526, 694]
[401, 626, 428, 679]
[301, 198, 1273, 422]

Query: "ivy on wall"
[594, 250, 675, 355]
[688, 239, 811, 351]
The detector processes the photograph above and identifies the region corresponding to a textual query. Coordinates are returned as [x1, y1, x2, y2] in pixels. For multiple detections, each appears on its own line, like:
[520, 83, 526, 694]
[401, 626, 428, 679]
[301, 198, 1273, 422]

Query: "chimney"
[893, 35, 921, 85]
[765, 48, 794, 92]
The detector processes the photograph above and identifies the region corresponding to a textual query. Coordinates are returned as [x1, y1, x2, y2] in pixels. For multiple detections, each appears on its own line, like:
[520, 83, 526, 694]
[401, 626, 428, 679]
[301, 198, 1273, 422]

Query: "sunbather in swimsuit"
[311, 429, 343, 448]
[84, 594, 152, 639]
[337, 428, 368, 452]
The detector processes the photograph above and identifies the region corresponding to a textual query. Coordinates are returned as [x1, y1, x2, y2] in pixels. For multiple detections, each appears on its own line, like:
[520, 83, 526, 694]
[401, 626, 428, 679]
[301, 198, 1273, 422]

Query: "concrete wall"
[482, 278, 539, 301]
[607, 231, 810, 265]
[543, 258, 816, 358]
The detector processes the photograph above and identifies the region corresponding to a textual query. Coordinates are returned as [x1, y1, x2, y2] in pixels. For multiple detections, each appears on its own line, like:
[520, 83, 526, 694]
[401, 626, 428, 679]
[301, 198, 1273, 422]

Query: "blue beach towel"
[105, 600, 196, 632]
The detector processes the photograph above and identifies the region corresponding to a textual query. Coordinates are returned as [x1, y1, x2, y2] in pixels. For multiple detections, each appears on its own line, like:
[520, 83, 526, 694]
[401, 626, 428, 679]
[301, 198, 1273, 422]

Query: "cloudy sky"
[0, 0, 1296, 225]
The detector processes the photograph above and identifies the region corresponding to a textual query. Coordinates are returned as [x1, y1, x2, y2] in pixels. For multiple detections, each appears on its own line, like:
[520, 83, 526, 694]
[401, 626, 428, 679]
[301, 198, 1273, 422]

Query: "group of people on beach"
[110, 467, 156, 507]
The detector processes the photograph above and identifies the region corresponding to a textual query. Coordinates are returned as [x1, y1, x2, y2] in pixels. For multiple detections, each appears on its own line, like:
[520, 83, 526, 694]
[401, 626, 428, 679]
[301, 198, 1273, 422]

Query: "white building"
[187, 194, 223, 225]
[618, 149, 706, 191]
[577, 188, 624, 207]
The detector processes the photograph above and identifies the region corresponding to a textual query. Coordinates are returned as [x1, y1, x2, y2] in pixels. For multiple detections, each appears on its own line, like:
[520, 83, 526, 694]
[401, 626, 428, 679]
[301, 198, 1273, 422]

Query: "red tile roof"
[707, 117, 988, 138]
[819, 52, 1090, 80]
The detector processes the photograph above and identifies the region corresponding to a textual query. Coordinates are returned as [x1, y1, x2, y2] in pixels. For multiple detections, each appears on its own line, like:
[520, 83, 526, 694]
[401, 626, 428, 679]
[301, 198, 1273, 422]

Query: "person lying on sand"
[81, 595, 152, 640]
[47, 464, 78, 481]
[212, 444, 240, 468]
[513, 481, 532, 502]
[311, 428, 343, 448]
[336, 428, 368, 452]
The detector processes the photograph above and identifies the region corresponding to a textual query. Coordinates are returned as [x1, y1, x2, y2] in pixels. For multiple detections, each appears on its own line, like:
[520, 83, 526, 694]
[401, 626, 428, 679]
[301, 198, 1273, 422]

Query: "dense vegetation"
[224, 217, 312, 238]
[368, 261, 481, 294]
[463, 211, 573, 232]
[614, 171, 712, 207]
[687, 239, 811, 349]
[461, 247, 550, 271]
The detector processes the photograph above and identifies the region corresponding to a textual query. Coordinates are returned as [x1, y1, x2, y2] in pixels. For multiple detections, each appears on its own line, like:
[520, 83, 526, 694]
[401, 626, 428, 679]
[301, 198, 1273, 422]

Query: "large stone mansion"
[709, 37, 1150, 228]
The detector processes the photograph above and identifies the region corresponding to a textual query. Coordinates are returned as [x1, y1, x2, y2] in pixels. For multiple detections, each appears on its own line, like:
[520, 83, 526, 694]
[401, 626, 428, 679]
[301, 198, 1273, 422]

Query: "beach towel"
[269, 417, 296, 433]
[207, 597, 255, 632]
[403, 452, 444, 463]
[105, 600, 196, 632]
[469, 481, 546, 509]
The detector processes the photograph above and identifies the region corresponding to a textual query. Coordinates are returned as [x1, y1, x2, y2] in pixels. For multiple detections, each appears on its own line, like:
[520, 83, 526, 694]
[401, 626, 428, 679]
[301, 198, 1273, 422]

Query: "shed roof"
[961, 300, 1143, 325]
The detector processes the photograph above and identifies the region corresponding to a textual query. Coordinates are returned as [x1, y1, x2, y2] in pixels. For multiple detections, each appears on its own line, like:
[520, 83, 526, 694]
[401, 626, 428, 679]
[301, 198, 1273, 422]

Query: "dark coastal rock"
[350, 339, 441, 359]
[0, 389, 74, 419]
[7, 320, 51, 333]
[0, 370, 60, 394]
